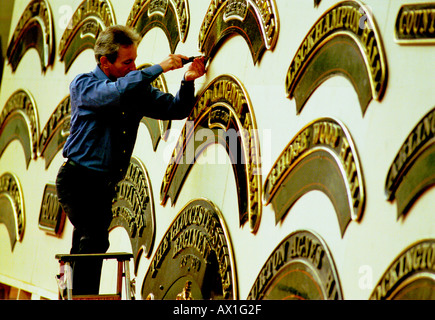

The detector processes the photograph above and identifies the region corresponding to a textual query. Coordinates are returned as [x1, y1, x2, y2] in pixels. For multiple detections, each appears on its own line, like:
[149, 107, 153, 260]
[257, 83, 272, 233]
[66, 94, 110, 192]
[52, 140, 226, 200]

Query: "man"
[56, 25, 206, 296]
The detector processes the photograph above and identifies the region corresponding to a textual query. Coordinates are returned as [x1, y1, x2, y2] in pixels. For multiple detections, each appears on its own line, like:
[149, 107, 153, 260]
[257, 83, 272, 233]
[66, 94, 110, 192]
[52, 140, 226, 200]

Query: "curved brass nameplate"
[38, 96, 71, 169]
[160, 75, 262, 233]
[110, 156, 156, 275]
[285, 0, 387, 115]
[198, 0, 279, 64]
[0, 173, 25, 251]
[385, 108, 435, 218]
[264, 118, 365, 237]
[370, 239, 435, 300]
[6, 0, 54, 72]
[248, 230, 342, 300]
[59, 0, 116, 73]
[0, 89, 39, 168]
[127, 0, 189, 53]
[142, 199, 237, 300]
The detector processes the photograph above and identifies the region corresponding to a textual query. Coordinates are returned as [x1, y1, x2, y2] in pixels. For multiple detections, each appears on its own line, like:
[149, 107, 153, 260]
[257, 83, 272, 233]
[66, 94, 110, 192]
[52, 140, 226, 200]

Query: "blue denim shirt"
[63, 64, 195, 180]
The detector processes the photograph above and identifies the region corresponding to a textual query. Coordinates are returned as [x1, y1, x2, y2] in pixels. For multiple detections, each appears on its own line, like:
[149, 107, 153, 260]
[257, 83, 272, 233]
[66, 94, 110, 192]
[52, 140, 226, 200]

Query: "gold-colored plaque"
[38, 184, 65, 236]
[370, 239, 435, 300]
[385, 108, 435, 218]
[160, 75, 262, 233]
[285, 0, 387, 115]
[248, 230, 342, 300]
[264, 118, 364, 237]
[126, 0, 189, 53]
[138, 64, 171, 151]
[141, 199, 237, 300]
[198, 0, 279, 64]
[110, 157, 156, 274]
[59, 0, 116, 73]
[0, 173, 25, 251]
[38, 96, 71, 169]
[6, 0, 54, 72]
[395, 3, 435, 44]
[0, 89, 39, 168]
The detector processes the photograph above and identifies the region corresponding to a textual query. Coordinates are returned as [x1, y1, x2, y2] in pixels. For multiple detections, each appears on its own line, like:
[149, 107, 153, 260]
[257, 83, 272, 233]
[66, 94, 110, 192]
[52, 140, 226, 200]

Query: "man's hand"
[184, 56, 206, 82]
[159, 54, 206, 81]
[159, 54, 186, 72]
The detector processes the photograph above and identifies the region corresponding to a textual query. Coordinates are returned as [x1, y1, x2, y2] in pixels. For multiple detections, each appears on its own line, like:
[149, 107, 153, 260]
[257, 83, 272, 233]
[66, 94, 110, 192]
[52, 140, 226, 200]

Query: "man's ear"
[100, 56, 110, 71]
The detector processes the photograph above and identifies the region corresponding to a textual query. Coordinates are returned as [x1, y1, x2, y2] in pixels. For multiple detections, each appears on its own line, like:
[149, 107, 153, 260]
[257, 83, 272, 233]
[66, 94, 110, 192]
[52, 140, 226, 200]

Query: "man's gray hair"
[94, 25, 140, 65]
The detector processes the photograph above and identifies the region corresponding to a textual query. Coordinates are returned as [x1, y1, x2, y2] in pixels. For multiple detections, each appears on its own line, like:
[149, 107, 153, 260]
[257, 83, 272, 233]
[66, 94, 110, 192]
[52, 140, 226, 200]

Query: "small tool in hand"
[181, 56, 204, 65]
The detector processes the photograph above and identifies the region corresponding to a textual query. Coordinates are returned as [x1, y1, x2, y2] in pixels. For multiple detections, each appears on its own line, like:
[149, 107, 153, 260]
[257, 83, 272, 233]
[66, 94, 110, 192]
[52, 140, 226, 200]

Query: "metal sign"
[248, 230, 342, 300]
[264, 118, 365, 236]
[0, 89, 39, 168]
[160, 75, 262, 233]
[59, 0, 116, 73]
[126, 0, 189, 53]
[285, 0, 387, 115]
[370, 239, 435, 300]
[6, 0, 54, 72]
[198, 0, 279, 64]
[38, 184, 66, 236]
[38, 96, 71, 169]
[110, 156, 156, 275]
[385, 108, 435, 218]
[0, 173, 25, 251]
[395, 3, 435, 44]
[141, 199, 237, 300]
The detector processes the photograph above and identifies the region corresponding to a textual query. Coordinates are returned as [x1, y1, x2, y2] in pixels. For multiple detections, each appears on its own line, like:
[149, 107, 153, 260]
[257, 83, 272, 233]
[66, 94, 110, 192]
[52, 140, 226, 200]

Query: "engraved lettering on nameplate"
[58, 0, 116, 73]
[38, 184, 65, 236]
[0, 89, 39, 168]
[248, 230, 342, 300]
[370, 240, 435, 300]
[198, 0, 279, 64]
[0, 173, 25, 251]
[285, 0, 388, 115]
[142, 199, 237, 300]
[38, 96, 71, 169]
[110, 157, 156, 274]
[264, 118, 365, 236]
[127, 0, 189, 53]
[138, 64, 171, 151]
[6, 0, 54, 72]
[395, 3, 435, 44]
[385, 108, 435, 218]
[160, 75, 262, 233]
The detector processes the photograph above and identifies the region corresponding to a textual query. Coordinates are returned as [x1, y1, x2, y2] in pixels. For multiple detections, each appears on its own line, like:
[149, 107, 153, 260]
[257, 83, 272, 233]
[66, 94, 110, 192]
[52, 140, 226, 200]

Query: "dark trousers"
[56, 160, 117, 295]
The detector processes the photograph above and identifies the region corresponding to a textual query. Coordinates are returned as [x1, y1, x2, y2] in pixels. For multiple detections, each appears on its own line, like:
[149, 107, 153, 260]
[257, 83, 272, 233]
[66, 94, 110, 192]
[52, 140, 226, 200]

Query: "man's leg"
[56, 162, 114, 295]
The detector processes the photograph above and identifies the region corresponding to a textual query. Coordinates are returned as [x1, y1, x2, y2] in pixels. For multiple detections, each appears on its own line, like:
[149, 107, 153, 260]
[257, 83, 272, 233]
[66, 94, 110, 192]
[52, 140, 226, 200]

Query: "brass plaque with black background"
[198, 0, 279, 64]
[395, 3, 435, 44]
[285, 0, 387, 115]
[141, 199, 237, 300]
[59, 0, 116, 73]
[38, 184, 65, 236]
[248, 230, 342, 300]
[370, 239, 435, 300]
[264, 118, 365, 237]
[385, 107, 434, 218]
[110, 157, 156, 275]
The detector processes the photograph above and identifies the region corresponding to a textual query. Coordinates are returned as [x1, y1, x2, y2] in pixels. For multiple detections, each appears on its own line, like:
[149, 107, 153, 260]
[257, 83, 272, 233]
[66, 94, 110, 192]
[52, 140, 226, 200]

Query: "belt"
[64, 159, 120, 186]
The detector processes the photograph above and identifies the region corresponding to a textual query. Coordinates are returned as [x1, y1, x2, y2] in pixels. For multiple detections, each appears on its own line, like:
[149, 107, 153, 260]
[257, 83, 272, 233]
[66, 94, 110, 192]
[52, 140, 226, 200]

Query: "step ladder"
[55, 252, 134, 300]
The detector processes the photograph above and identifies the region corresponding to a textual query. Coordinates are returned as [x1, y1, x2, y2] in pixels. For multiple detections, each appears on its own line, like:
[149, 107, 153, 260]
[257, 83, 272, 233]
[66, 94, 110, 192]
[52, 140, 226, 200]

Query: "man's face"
[102, 44, 137, 80]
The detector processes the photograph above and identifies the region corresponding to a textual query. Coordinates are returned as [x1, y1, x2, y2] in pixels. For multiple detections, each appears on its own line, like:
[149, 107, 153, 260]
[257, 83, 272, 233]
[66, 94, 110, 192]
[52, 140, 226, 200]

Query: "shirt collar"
[93, 65, 111, 81]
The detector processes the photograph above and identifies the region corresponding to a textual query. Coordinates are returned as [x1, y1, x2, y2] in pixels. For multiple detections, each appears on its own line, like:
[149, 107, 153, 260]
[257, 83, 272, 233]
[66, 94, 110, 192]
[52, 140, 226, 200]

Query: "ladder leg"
[124, 260, 131, 300]
[65, 262, 73, 300]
